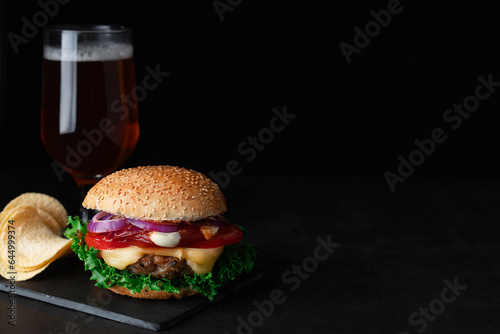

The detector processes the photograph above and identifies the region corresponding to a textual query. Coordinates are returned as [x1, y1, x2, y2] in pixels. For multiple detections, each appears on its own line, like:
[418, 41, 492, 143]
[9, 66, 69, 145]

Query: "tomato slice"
[85, 221, 243, 250]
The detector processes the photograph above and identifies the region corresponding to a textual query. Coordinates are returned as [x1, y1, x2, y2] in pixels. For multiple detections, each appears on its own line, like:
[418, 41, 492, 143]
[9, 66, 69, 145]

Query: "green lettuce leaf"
[64, 216, 256, 300]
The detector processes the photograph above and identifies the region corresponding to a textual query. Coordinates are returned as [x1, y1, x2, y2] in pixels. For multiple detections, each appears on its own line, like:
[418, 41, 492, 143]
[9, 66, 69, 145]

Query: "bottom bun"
[109, 285, 199, 300]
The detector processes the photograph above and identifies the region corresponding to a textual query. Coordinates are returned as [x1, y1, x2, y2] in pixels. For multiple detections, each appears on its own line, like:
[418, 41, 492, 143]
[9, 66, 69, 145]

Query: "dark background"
[1, 1, 500, 333]
[1, 0, 500, 185]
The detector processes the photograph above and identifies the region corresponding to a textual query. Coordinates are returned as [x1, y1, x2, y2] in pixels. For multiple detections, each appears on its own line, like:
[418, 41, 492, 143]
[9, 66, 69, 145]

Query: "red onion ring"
[127, 218, 179, 233]
[205, 215, 227, 227]
[93, 211, 111, 221]
[88, 212, 128, 233]
[88, 212, 224, 233]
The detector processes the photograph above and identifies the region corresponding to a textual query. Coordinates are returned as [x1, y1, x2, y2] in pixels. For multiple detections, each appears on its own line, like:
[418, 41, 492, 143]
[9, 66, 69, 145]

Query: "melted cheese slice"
[100, 246, 224, 274]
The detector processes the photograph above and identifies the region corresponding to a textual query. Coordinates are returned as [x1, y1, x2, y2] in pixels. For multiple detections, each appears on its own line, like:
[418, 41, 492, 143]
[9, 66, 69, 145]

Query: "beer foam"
[44, 42, 133, 61]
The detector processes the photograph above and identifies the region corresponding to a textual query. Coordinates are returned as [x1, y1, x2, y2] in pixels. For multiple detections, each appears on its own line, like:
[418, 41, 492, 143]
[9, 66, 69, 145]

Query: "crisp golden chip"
[3, 193, 68, 230]
[0, 206, 71, 276]
[0, 260, 49, 282]
[0, 246, 72, 281]
[35, 208, 61, 235]
[0, 249, 72, 281]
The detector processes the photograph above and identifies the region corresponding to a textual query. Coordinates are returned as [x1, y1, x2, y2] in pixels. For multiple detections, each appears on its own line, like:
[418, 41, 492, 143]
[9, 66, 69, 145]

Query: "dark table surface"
[1, 166, 500, 334]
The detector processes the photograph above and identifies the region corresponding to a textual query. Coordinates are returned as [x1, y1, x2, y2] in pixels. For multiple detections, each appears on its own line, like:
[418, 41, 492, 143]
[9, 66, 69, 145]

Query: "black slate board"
[0, 254, 273, 331]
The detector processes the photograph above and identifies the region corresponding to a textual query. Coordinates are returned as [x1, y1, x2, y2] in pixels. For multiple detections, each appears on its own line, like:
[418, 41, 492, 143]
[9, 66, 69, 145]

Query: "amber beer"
[41, 42, 139, 184]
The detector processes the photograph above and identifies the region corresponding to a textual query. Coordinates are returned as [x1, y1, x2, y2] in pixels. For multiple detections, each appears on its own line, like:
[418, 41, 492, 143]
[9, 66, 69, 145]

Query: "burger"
[64, 165, 256, 300]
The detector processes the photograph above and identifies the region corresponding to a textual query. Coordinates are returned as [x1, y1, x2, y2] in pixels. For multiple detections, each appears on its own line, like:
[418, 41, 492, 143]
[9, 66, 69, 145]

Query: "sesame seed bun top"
[82, 165, 227, 222]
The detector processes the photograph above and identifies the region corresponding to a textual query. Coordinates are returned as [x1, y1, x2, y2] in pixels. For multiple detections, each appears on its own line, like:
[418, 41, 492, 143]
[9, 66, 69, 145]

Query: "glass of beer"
[41, 25, 140, 216]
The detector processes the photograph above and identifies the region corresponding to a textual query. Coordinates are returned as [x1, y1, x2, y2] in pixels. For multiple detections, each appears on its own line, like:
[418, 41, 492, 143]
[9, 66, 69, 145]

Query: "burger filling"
[127, 255, 194, 280]
[98, 244, 224, 274]
[84, 212, 243, 275]
[85, 213, 242, 250]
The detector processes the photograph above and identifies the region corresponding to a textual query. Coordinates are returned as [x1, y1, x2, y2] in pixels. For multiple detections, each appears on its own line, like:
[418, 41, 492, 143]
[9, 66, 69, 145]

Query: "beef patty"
[126, 255, 194, 280]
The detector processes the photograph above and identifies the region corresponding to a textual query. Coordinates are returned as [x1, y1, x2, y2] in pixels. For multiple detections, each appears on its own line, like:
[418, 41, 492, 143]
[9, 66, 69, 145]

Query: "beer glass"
[41, 25, 140, 217]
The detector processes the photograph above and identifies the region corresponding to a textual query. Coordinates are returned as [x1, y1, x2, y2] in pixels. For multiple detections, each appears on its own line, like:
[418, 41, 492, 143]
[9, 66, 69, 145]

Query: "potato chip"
[0, 205, 71, 277]
[35, 208, 61, 235]
[3, 192, 68, 230]
[0, 245, 72, 281]
[0, 259, 49, 282]
[1, 204, 60, 236]
[0, 193, 72, 281]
